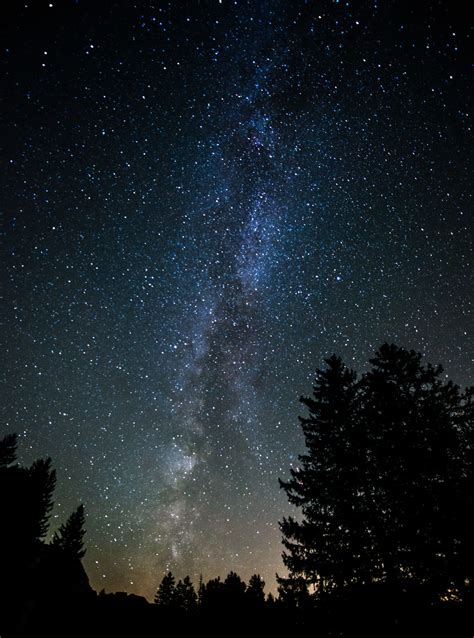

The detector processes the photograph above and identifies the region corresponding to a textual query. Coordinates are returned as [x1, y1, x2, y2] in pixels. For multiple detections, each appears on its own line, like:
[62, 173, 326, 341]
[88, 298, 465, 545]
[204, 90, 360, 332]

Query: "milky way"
[1, 1, 472, 597]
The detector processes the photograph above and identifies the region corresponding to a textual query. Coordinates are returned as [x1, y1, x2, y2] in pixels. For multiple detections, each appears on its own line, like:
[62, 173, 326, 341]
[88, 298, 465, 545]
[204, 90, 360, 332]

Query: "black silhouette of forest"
[1, 344, 473, 637]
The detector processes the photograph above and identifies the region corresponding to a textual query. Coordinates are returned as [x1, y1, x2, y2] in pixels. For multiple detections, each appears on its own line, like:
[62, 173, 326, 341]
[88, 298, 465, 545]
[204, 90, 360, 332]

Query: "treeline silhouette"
[0, 433, 92, 636]
[1, 344, 473, 637]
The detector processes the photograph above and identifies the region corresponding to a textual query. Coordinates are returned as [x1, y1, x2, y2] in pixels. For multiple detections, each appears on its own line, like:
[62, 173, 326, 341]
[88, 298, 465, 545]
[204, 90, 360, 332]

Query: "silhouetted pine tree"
[0, 435, 56, 635]
[0, 435, 56, 559]
[198, 573, 204, 606]
[52, 504, 86, 559]
[246, 574, 265, 607]
[361, 344, 469, 596]
[279, 344, 473, 605]
[200, 576, 225, 610]
[175, 575, 197, 612]
[154, 571, 176, 607]
[26, 458, 57, 543]
[279, 354, 361, 595]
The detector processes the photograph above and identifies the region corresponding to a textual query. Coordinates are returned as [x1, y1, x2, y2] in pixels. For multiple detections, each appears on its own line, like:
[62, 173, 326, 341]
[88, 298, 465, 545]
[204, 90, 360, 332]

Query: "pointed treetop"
[52, 503, 86, 559]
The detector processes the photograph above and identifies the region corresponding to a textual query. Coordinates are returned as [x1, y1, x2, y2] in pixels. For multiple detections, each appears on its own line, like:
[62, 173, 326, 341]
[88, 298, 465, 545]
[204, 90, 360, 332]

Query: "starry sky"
[1, 0, 472, 598]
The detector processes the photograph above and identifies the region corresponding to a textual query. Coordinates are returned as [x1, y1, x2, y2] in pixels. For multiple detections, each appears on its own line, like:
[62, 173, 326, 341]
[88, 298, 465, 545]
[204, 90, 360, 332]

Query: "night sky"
[1, 0, 472, 598]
